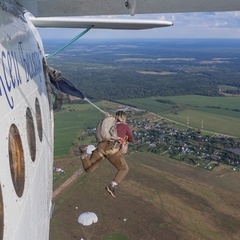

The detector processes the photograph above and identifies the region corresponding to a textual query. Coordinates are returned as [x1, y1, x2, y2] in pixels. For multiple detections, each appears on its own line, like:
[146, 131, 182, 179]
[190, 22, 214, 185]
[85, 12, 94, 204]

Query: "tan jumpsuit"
[81, 140, 129, 184]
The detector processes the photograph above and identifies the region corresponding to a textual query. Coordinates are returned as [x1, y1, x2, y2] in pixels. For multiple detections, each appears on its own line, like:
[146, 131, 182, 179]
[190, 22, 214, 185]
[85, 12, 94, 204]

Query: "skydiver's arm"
[125, 125, 134, 142]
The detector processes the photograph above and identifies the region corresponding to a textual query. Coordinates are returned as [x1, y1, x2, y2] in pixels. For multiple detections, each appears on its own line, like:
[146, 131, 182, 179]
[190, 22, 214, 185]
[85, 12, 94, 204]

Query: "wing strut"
[46, 26, 92, 60]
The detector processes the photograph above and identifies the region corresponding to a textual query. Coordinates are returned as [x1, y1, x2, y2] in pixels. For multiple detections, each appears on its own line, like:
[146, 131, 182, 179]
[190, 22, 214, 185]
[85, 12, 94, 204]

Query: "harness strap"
[96, 148, 105, 159]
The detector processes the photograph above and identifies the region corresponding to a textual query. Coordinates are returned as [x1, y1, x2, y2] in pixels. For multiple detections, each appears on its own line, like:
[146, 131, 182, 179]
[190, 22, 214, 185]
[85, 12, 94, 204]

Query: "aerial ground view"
[47, 39, 240, 240]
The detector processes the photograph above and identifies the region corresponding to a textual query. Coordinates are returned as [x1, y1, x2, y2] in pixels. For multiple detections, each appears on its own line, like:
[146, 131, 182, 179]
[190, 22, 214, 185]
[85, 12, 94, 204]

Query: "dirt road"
[52, 168, 84, 200]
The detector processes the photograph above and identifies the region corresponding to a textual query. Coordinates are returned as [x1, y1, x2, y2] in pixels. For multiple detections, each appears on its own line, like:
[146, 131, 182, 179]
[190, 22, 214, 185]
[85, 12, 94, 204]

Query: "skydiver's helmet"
[115, 111, 127, 123]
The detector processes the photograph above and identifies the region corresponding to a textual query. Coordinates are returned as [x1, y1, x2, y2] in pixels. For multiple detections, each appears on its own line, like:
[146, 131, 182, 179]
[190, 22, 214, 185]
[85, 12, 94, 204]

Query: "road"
[52, 168, 84, 200]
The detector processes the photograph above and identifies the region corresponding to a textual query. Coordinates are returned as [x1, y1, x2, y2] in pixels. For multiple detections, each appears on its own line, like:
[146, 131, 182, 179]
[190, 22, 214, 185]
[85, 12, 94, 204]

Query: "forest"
[45, 38, 240, 101]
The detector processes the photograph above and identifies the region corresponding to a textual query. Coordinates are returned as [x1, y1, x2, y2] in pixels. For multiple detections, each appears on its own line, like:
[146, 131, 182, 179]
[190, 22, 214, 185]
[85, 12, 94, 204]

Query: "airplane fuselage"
[0, 1, 53, 239]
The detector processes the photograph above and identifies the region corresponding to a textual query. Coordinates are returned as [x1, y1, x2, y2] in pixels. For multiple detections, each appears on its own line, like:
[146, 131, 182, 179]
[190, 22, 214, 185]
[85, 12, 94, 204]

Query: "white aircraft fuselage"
[0, 1, 53, 239]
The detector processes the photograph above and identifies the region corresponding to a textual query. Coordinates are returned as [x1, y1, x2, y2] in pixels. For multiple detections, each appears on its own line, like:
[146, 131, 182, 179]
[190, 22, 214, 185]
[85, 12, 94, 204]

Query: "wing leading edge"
[29, 17, 173, 30]
[19, 0, 240, 18]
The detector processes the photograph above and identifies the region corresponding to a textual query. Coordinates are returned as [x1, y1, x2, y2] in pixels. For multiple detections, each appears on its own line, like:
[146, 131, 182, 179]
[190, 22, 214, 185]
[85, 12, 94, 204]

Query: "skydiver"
[79, 111, 134, 197]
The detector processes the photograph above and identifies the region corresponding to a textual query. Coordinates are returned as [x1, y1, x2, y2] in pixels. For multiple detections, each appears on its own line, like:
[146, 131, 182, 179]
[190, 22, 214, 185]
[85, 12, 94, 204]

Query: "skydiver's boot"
[105, 182, 117, 197]
[79, 145, 88, 159]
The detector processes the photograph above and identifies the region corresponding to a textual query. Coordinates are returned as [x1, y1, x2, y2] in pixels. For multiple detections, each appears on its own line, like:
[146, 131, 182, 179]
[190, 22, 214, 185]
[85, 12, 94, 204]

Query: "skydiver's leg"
[81, 150, 104, 173]
[80, 141, 111, 173]
[107, 151, 129, 184]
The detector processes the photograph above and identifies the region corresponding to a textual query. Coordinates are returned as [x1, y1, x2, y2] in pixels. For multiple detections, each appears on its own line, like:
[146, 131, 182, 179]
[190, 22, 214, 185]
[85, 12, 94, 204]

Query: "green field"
[54, 103, 103, 157]
[51, 95, 240, 240]
[219, 85, 239, 91]
[54, 95, 240, 157]
[120, 95, 240, 137]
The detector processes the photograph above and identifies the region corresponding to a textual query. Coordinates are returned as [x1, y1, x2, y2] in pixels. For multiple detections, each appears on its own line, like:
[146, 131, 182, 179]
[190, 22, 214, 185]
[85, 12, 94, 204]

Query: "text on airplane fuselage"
[0, 42, 43, 109]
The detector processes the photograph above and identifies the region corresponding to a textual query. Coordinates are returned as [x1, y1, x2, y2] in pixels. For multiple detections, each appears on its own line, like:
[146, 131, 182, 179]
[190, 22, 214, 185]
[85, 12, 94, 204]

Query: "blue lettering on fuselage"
[0, 42, 43, 109]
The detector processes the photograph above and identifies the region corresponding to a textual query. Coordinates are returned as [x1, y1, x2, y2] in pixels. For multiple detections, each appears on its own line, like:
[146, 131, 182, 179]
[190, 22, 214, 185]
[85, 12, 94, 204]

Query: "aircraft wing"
[19, 0, 240, 18]
[29, 17, 173, 30]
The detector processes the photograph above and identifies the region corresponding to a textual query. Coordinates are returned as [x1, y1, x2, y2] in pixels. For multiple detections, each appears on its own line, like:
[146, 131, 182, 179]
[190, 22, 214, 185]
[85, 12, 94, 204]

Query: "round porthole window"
[0, 184, 3, 240]
[8, 124, 25, 197]
[26, 107, 36, 162]
[35, 98, 43, 142]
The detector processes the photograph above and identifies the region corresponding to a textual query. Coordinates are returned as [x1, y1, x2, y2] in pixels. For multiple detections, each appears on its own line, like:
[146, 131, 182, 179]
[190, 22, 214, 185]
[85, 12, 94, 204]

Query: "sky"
[38, 11, 240, 40]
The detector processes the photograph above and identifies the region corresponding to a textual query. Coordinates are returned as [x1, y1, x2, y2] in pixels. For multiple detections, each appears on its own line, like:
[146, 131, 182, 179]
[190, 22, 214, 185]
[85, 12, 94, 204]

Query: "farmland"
[54, 95, 240, 158]
[50, 95, 240, 240]
[50, 152, 240, 240]
[48, 38, 240, 240]
[119, 95, 240, 137]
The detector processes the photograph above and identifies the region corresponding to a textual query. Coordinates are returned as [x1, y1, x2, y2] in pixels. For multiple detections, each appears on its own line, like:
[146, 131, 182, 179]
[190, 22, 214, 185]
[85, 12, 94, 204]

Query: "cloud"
[165, 11, 240, 29]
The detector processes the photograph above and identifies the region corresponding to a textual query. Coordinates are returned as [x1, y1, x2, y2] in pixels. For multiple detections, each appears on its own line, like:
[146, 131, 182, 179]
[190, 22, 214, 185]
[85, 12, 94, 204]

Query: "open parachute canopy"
[78, 212, 98, 226]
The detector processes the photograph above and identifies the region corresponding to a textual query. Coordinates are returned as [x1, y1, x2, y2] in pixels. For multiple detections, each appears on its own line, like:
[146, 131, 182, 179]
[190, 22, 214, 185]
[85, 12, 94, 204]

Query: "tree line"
[47, 41, 240, 101]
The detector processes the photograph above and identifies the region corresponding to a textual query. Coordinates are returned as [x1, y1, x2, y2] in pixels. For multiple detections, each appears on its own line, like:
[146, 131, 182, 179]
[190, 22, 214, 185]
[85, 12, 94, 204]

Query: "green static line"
[46, 26, 92, 60]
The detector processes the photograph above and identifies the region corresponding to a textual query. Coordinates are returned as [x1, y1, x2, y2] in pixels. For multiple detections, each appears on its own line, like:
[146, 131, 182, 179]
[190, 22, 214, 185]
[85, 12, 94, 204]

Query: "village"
[80, 106, 240, 172]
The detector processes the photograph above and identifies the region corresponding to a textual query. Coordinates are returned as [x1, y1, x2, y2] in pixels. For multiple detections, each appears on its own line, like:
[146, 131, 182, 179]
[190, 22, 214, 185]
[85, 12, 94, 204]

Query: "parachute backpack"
[95, 115, 118, 142]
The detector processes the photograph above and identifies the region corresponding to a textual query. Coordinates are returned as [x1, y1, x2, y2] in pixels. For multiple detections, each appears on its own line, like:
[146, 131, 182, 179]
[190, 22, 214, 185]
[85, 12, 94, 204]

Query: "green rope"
[45, 26, 108, 116]
[46, 26, 92, 60]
